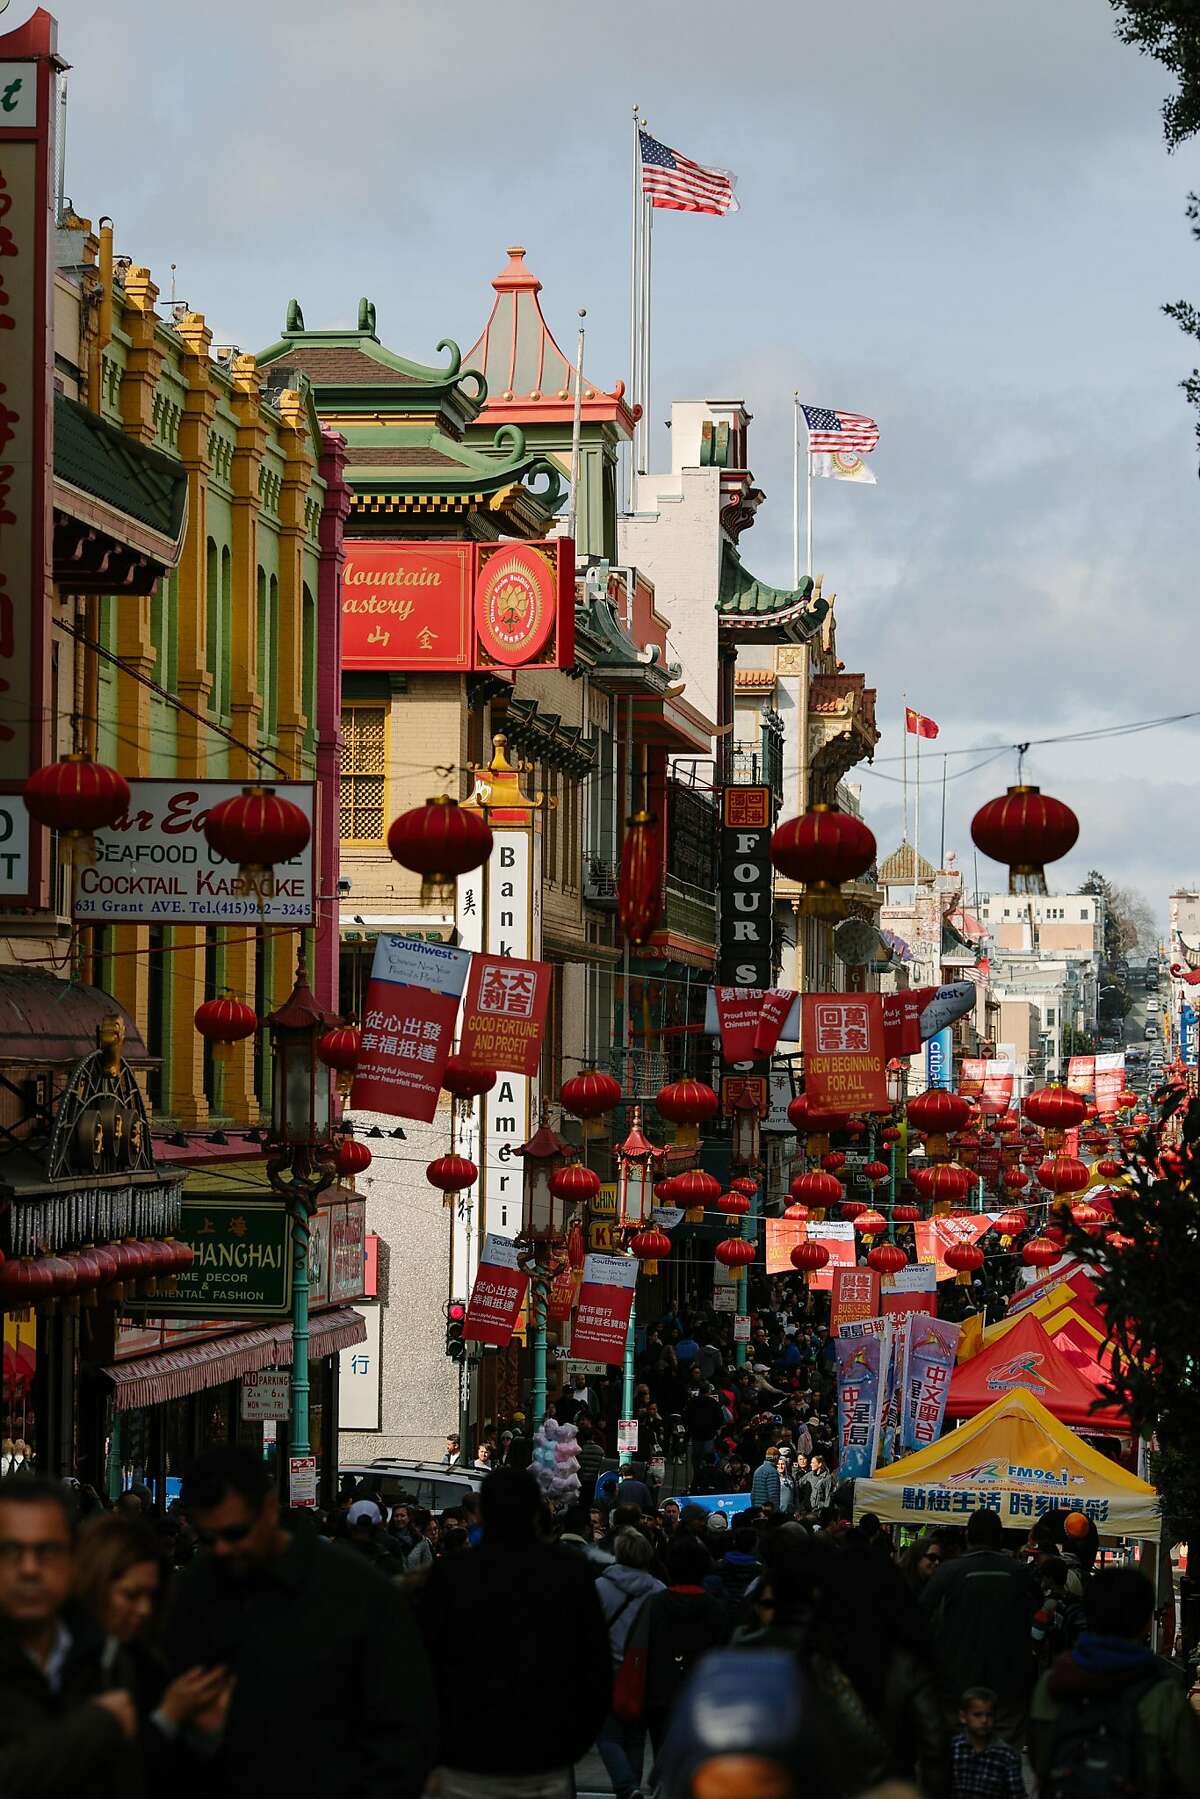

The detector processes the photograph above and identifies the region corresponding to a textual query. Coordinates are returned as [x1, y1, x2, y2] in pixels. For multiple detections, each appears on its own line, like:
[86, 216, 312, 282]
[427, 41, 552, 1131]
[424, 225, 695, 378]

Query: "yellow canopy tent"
[853, 1387, 1159, 1539]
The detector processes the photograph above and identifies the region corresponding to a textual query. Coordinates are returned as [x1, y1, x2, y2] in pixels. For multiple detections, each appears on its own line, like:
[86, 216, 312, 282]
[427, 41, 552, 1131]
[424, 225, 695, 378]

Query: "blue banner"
[835, 1333, 884, 1479]
[899, 1314, 961, 1453]
[1183, 1004, 1197, 1068]
[925, 1026, 953, 1090]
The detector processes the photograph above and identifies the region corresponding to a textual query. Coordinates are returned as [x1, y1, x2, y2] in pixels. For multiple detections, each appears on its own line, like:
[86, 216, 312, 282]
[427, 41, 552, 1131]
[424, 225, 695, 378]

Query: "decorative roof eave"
[501, 697, 598, 776]
[717, 544, 830, 642]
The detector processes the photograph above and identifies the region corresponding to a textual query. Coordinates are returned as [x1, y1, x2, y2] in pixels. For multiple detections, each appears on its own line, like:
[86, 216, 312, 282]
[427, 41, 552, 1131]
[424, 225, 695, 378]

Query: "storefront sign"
[480, 828, 538, 1235]
[803, 994, 890, 1115]
[240, 1366, 290, 1422]
[351, 936, 470, 1122]
[458, 953, 552, 1076]
[70, 780, 316, 925]
[474, 540, 574, 670]
[463, 1233, 529, 1347]
[329, 1199, 367, 1304]
[0, 19, 54, 906]
[718, 787, 774, 993]
[570, 1253, 639, 1364]
[830, 1267, 882, 1335]
[143, 1196, 292, 1318]
[338, 1305, 382, 1430]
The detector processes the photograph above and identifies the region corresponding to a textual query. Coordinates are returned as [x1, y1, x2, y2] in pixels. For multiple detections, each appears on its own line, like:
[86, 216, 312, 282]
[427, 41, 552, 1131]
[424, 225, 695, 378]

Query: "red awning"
[947, 1310, 1129, 1436]
[101, 1307, 366, 1411]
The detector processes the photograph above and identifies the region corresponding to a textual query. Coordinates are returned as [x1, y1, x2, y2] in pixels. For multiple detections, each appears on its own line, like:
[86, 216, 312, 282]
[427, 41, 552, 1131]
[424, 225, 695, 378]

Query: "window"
[1046, 1008, 1056, 1027]
[340, 706, 387, 841]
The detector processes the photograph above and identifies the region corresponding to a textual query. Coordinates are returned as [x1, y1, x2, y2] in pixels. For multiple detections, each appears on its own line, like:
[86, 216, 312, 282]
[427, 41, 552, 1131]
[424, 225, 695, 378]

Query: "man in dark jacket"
[165, 1445, 435, 1799]
[705, 1526, 763, 1612]
[683, 1382, 724, 1478]
[643, 1535, 731, 1751]
[0, 1478, 139, 1798]
[920, 1506, 1041, 1742]
[418, 1468, 610, 1797]
[1029, 1566, 1200, 1798]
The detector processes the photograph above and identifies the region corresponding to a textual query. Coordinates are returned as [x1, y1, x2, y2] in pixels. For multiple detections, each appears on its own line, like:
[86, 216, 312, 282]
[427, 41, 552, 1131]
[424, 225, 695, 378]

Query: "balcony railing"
[609, 1047, 672, 1099]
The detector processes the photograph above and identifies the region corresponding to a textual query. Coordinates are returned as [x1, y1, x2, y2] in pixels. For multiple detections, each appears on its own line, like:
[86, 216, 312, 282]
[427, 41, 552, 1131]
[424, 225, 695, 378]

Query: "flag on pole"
[801, 405, 880, 453]
[639, 130, 739, 215]
[811, 450, 877, 484]
[905, 708, 939, 739]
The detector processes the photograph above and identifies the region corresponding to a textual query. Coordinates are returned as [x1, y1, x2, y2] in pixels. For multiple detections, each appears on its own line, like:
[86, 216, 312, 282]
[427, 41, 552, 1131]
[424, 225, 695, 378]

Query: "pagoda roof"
[462, 248, 635, 436]
[717, 544, 830, 641]
[879, 842, 936, 885]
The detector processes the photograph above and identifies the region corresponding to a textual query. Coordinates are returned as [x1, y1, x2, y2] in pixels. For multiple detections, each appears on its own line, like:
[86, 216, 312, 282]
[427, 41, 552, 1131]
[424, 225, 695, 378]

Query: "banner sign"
[754, 989, 800, 1056]
[899, 1315, 961, 1452]
[883, 990, 928, 1060]
[463, 1234, 529, 1346]
[570, 1253, 640, 1364]
[718, 787, 774, 993]
[351, 936, 470, 1121]
[920, 983, 976, 1041]
[547, 1262, 579, 1324]
[1094, 1051, 1126, 1115]
[1183, 1006, 1198, 1069]
[70, 780, 316, 925]
[712, 986, 765, 1064]
[925, 1026, 953, 1090]
[1067, 1055, 1094, 1096]
[914, 1214, 992, 1282]
[881, 1263, 938, 1318]
[835, 1332, 885, 1479]
[766, 1218, 856, 1289]
[802, 993, 890, 1115]
[878, 1319, 902, 1466]
[830, 1266, 881, 1335]
[959, 1058, 1015, 1116]
[458, 953, 551, 1076]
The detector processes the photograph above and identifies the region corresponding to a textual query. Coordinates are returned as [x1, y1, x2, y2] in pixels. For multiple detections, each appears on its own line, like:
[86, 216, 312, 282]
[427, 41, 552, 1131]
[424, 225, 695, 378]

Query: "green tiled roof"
[718, 543, 829, 635]
[54, 393, 187, 541]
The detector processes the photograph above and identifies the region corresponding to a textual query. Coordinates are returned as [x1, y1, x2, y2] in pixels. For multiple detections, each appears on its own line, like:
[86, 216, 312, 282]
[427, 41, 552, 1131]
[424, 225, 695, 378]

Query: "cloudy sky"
[37, 0, 1200, 923]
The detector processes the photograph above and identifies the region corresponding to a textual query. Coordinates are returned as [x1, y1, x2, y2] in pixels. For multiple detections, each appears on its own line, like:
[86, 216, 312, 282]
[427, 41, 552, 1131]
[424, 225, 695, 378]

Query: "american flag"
[801, 405, 880, 454]
[639, 130, 739, 216]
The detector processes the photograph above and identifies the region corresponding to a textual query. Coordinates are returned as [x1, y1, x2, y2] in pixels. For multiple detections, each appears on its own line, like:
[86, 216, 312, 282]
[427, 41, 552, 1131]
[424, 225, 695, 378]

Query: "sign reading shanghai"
[351, 936, 470, 1122]
[802, 993, 890, 1116]
[458, 953, 552, 1078]
[68, 780, 316, 925]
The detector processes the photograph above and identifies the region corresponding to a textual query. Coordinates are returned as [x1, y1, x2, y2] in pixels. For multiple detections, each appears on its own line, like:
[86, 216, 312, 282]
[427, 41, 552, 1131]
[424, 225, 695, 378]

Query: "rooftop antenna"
[170, 263, 177, 304]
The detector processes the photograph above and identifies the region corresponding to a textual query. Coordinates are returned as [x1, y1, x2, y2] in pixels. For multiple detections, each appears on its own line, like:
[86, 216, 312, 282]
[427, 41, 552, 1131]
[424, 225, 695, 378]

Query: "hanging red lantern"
[730, 1176, 758, 1199]
[841, 1198, 868, 1222]
[993, 1112, 1020, 1136]
[387, 795, 493, 905]
[630, 1228, 672, 1276]
[1037, 1155, 1089, 1197]
[672, 1167, 722, 1223]
[653, 1176, 679, 1204]
[549, 1162, 602, 1206]
[944, 1241, 984, 1275]
[1002, 1168, 1030, 1192]
[821, 1150, 847, 1175]
[714, 1236, 756, 1278]
[194, 997, 257, 1060]
[790, 1240, 830, 1273]
[786, 1093, 811, 1133]
[204, 784, 311, 884]
[793, 1169, 843, 1213]
[994, 1208, 1028, 1241]
[1116, 1089, 1138, 1112]
[1070, 1200, 1104, 1233]
[318, 1025, 362, 1074]
[911, 1163, 971, 1208]
[892, 1202, 922, 1225]
[783, 1201, 809, 1221]
[1020, 1147, 1041, 1167]
[334, 1137, 372, 1177]
[867, 1242, 908, 1276]
[853, 1208, 888, 1237]
[23, 753, 130, 862]
[1133, 1111, 1150, 1128]
[1096, 1156, 1124, 1179]
[560, 1069, 623, 1129]
[720, 1191, 752, 1221]
[442, 1055, 497, 1101]
[655, 1077, 718, 1148]
[1023, 1236, 1062, 1268]
[862, 1160, 890, 1185]
[1024, 1083, 1087, 1134]
[880, 1125, 901, 1146]
[970, 784, 1079, 894]
[617, 809, 662, 945]
[906, 1089, 972, 1156]
[843, 1117, 867, 1140]
[770, 804, 877, 918]
[0, 1257, 58, 1308]
[64, 1246, 104, 1302]
[426, 1154, 478, 1205]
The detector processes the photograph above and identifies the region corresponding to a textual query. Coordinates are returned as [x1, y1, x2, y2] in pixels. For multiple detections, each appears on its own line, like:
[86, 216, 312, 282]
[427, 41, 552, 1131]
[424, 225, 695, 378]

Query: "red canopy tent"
[947, 1310, 1130, 1437]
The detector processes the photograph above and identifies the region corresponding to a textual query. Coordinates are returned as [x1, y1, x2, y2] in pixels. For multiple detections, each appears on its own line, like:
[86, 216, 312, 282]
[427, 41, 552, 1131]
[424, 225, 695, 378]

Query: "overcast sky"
[37, 0, 1200, 925]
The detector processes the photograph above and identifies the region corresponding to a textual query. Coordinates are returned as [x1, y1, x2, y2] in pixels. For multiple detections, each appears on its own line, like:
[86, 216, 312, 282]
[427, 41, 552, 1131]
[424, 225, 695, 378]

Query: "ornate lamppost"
[615, 1107, 663, 1464]
[515, 1111, 573, 1431]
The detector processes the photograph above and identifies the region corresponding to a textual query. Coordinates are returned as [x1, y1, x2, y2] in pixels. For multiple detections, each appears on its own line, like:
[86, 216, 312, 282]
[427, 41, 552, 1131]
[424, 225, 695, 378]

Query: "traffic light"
[444, 1299, 466, 1362]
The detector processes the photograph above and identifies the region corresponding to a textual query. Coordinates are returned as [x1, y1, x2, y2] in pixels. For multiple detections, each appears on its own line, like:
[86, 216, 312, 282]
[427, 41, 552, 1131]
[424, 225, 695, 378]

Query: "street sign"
[239, 1367, 290, 1422]
[733, 1315, 751, 1342]
[288, 1455, 317, 1509]
[617, 1418, 639, 1455]
[713, 1288, 737, 1313]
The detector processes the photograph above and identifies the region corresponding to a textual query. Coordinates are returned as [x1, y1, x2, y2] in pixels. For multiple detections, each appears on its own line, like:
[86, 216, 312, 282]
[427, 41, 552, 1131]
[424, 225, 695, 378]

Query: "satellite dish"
[833, 917, 881, 967]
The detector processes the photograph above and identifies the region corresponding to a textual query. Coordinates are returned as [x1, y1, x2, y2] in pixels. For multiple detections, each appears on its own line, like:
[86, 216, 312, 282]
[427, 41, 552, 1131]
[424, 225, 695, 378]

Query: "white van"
[338, 1458, 484, 1514]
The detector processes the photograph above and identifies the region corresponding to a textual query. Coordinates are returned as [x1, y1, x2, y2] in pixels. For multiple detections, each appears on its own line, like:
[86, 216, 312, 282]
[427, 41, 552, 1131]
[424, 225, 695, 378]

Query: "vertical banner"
[754, 989, 800, 1056]
[883, 990, 927, 1060]
[718, 786, 774, 992]
[1067, 1055, 1095, 1097]
[710, 986, 765, 1063]
[463, 1233, 530, 1346]
[877, 1318, 902, 1467]
[980, 1062, 1014, 1115]
[1182, 1007, 1198, 1069]
[802, 993, 890, 1115]
[458, 953, 552, 1076]
[483, 823, 540, 1236]
[834, 1333, 884, 1478]
[1094, 1051, 1126, 1115]
[899, 1315, 961, 1452]
[351, 937, 470, 1121]
[925, 1026, 953, 1090]
[570, 1253, 639, 1364]
[881, 1264, 938, 1319]
[829, 1267, 882, 1335]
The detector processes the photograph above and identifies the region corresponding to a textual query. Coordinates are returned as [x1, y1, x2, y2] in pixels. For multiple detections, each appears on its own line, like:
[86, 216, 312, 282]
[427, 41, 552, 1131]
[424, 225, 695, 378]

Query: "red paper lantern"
[617, 809, 662, 945]
[0, 1257, 59, 1306]
[1037, 1155, 1089, 1197]
[1024, 1084, 1087, 1133]
[911, 1163, 971, 1207]
[387, 795, 492, 903]
[720, 1192, 752, 1220]
[653, 1176, 679, 1204]
[970, 784, 1079, 894]
[906, 1089, 972, 1142]
[994, 1208, 1028, 1239]
[442, 1055, 497, 1101]
[993, 1112, 1020, 1135]
[560, 1069, 623, 1119]
[1070, 1200, 1104, 1232]
[892, 1203, 922, 1224]
[730, 1176, 758, 1198]
[630, 1228, 672, 1275]
[194, 997, 257, 1055]
[23, 753, 130, 847]
[672, 1169, 722, 1212]
[862, 1160, 890, 1185]
[821, 1150, 847, 1175]
[1001, 1168, 1030, 1192]
[1095, 1157, 1124, 1179]
[318, 1025, 361, 1074]
[204, 784, 311, 881]
[715, 1236, 756, 1277]
[334, 1137, 372, 1177]
[880, 1125, 901, 1145]
[793, 1169, 843, 1210]
[867, 1242, 908, 1275]
[426, 1154, 478, 1200]
[786, 1093, 811, 1133]
[1116, 1089, 1138, 1112]
[655, 1078, 719, 1127]
[783, 1202, 809, 1221]
[944, 1241, 984, 1274]
[853, 1208, 888, 1237]
[790, 1240, 830, 1273]
[770, 804, 877, 918]
[841, 1198, 869, 1221]
[549, 1163, 602, 1205]
[1023, 1236, 1062, 1268]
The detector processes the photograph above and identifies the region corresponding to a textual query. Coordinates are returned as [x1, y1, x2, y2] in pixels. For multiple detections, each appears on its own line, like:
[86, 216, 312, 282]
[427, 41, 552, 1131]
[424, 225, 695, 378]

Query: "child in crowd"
[950, 1687, 1025, 1799]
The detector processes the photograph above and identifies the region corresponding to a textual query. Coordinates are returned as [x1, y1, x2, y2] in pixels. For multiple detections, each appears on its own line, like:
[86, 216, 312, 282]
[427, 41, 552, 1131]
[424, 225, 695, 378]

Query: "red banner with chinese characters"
[959, 1059, 1013, 1115]
[458, 953, 552, 1077]
[712, 987, 764, 1063]
[830, 1267, 882, 1335]
[754, 989, 799, 1057]
[463, 1234, 529, 1347]
[350, 937, 470, 1122]
[802, 994, 890, 1115]
[570, 1253, 640, 1364]
[1095, 1069, 1124, 1117]
[342, 542, 474, 671]
[547, 1262, 579, 1324]
[913, 1214, 992, 1282]
[883, 991, 926, 1060]
[765, 1219, 857, 1291]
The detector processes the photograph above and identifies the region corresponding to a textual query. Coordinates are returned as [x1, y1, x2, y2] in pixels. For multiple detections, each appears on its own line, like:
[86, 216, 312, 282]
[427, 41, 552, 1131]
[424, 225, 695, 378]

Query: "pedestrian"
[899, 1532, 946, 1593]
[443, 1433, 461, 1467]
[1029, 1565, 1200, 1798]
[344, 1499, 404, 1577]
[706, 1523, 763, 1612]
[950, 1687, 1024, 1798]
[164, 1444, 436, 1799]
[404, 1508, 439, 1574]
[388, 1500, 419, 1557]
[615, 1464, 654, 1513]
[682, 1380, 724, 1479]
[642, 1535, 731, 1752]
[561, 1371, 603, 1426]
[921, 1507, 1041, 1744]
[0, 1478, 140, 1797]
[559, 1503, 615, 1570]
[417, 1469, 610, 1798]
[751, 1444, 782, 1509]
[595, 1530, 665, 1799]
[658, 1499, 681, 1539]
[806, 1452, 834, 1512]
[575, 1418, 606, 1501]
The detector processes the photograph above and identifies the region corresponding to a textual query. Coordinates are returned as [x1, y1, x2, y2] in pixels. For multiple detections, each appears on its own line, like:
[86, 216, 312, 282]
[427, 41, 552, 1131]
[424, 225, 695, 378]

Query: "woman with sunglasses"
[898, 1533, 945, 1592]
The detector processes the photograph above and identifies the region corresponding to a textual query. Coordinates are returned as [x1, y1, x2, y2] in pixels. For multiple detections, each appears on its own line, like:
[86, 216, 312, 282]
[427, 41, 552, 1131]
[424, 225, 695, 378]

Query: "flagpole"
[566, 309, 586, 549]
[902, 696, 909, 844]
[792, 392, 800, 588]
[939, 753, 948, 870]
[628, 105, 642, 508]
[640, 190, 653, 474]
[805, 420, 814, 579]
[915, 728, 921, 877]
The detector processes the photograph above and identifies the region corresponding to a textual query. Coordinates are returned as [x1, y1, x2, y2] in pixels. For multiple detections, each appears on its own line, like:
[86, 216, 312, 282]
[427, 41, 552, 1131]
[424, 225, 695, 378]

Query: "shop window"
[340, 706, 387, 842]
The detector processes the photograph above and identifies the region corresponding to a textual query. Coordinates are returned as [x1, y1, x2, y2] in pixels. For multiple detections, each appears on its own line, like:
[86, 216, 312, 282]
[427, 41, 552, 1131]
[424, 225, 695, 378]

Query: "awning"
[101, 1306, 366, 1411]
[0, 967, 148, 1067]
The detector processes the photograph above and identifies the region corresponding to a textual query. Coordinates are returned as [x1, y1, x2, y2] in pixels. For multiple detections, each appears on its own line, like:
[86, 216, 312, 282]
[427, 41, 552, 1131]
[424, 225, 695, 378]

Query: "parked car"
[338, 1458, 484, 1514]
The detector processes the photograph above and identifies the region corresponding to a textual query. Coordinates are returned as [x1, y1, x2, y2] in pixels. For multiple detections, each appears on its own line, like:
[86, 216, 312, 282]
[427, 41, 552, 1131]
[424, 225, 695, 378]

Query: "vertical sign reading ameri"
[0, 13, 57, 906]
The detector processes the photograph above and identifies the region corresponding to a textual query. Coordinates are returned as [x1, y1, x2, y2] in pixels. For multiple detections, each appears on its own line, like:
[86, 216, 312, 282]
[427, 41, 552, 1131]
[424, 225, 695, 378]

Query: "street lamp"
[266, 945, 340, 1471]
[615, 1107, 664, 1465]
[516, 1111, 572, 1431]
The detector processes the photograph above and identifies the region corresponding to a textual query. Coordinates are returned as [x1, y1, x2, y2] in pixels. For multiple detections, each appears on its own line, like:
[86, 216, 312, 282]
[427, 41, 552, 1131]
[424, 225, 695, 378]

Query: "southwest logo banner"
[835, 1333, 885, 1479]
[463, 1234, 529, 1347]
[458, 953, 552, 1077]
[570, 1253, 639, 1364]
[802, 993, 890, 1115]
[882, 1263, 939, 1319]
[899, 1315, 961, 1452]
[351, 937, 470, 1122]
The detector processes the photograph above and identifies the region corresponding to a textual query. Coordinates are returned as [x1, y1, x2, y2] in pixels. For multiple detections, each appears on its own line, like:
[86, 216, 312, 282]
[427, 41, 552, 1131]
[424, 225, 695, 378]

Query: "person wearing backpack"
[594, 1529, 664, 1799]
[1029, 1565, 1200, 1799]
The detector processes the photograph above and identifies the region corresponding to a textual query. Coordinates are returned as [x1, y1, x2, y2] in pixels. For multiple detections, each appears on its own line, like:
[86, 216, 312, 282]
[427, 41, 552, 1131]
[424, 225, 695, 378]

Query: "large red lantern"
[853, 1208, 888, 1238]
[1023, 1236, 1062, 1269]
[994, 1208, 1028, 1241]
[971, 785, 1079, 894]
[1095, 1157, 1124, 1180]
[867, 1242, 908, 1276]
[944, 1241, 984, 1276]
[892, 1202, 922, 1225]
[911, 1162, 971, 1208]
[194, 997, 257, 1060]
[549, 1162, 602, 1206]
[655, 1077, 718, 1147]
[561, 1069, 623, 1122]
[673, 1167, 722, 1223]
[720, 1191, 752, 1221]
[1002, 1167, 1030, 1192]
[387, 795, 493, 905]
[880, 1124, 901, 1146]
[715, 1236, 756, 1278]
[426, 1154, 478, 1205]
[318, 1025, 361, 1075]
[791, 1240, 830, 1273]
[840, 1198, 868, 1222]
[730, 1176, 758, 1199]
[906, 1089, 972, 1155]
[1037, 1155, 1089, 1197]
[617, 809, 662, 945]
[770, 804, 877, 918]
[23, 753, 130, 861]
[334, 1137, 372, 1177]
[1024, 1084, 1087, 1136]
[204, 784, 311, 884]
[821, 1150, 847, 1175]
[442, 1055, 497, 1102]
[630, 1228, 672, 1275]
[783, 1202, 809, 1221]
[862, 1160, 890, 1185]
[793, 1169, 843, 1215]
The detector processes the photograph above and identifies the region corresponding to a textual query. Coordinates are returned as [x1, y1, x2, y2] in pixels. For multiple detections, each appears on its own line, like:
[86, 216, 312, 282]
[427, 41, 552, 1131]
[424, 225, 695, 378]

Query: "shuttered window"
[340, 706, 387, 841]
